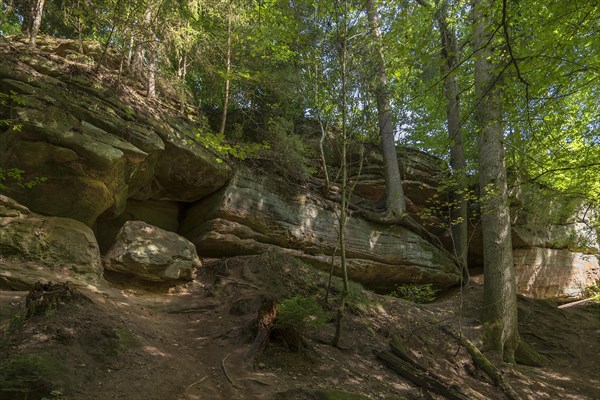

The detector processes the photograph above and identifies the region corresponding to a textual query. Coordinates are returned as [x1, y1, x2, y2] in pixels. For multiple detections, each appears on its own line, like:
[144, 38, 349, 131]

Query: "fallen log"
[440, 325, 520, 400]
[377, 350, 470, 400]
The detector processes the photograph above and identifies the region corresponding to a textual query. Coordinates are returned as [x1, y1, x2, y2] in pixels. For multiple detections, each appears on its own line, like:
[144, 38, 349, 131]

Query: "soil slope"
[1, 253, 598, 400]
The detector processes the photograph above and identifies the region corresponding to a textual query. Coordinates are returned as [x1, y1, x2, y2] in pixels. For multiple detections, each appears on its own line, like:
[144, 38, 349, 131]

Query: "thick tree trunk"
[365, 0, 406, 218]
[472, 0, 519, 363]
[28, 0, 45, 48]
[436, 0, 469, 277]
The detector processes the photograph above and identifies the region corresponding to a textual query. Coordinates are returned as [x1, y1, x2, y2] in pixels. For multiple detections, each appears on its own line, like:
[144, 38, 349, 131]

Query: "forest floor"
[0, 252, 598, 400]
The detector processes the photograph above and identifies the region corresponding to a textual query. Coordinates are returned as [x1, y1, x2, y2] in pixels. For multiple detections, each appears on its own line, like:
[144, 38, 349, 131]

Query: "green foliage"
[585, 282, 600, 302]
[419, 172, 477, 230]
[0, 355, 69, 400]
[0, 167, 47, 190]
[42, 390, 65, 400]
[390, 283, 439, 304]
[191, 129, 269, 163]
[275, 296, 327, 333]
[259, 116, 312, 182]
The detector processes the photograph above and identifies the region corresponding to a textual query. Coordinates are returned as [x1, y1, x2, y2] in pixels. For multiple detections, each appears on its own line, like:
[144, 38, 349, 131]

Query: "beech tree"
[435, 0, 468, 273]
[472, 0, 519, 362]
[365, 0, 406, 219]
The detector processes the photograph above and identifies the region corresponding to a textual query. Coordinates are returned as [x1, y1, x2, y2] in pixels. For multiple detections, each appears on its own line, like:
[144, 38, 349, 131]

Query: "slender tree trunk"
[472, 0, 519, 363]
[365, 0, 406, 218]
[28, 0, 45, 48]
[181, 51, 187, 82]
[220, 13, 232, 135]
[147, 52, 156, 98]
[332, 0, 350, 348]
[145, 5, 156, 98]
[126, 32, 134, 69]
[436, 0, 469, 277]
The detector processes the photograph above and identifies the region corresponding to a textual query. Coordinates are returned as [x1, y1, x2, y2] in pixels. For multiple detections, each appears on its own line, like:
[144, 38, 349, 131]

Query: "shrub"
[259, 116, 313, 182]
[390, 283, 439, 304]
[585, 282, 600, 302]
[275, 296, 327, 333]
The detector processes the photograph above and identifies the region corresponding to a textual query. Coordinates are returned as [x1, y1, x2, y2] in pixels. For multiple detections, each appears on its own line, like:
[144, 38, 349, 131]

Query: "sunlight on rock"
[369, 231, 381, 251]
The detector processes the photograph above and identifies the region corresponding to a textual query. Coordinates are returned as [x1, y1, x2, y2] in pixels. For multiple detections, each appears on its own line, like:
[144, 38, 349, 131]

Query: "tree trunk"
[220, 12, 232, 135]
[145, 4, 156, 98]
[472, 0, 519, 363]
[28, 0, 45, 48]
[332, 3, 349, 347]
[147, 52, 156, 98]
[436, 0, 469, 277]
[365, 0, 406, 218]
[126, 32, 134, 69]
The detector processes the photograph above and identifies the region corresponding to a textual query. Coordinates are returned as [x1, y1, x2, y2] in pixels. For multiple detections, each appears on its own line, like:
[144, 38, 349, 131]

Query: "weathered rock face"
[0, 195, 103, 290]
[510, 185, 599, 253]
[0, 38, 232, 227]
[514, 248, 599, 300]
[105, 221, 200, 281]
[181, 170, 462, 292]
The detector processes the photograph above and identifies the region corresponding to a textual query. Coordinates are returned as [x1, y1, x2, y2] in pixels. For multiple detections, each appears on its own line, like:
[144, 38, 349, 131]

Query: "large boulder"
[181, 170, 462, 292]
[0, 195, 103, 290]
[514, 248, 599, 300]
[94, 199, 181, 253]
[0, 38, 232, 227]
[104, 221, 200, 282]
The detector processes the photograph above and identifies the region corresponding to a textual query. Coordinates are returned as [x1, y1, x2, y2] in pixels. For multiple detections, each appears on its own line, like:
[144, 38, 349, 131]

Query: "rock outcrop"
[0, 195, 103, 289]
[181, 170, 462, 292]
[514, 248, 599, 300]
[1, 39, 596, 298]
[105, 221, 200, 281]
[0, 38, 232, 227]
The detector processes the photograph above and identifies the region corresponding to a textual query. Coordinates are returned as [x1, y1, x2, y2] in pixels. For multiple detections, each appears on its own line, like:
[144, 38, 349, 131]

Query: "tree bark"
[332, 3, 350, 347]
[28, 0, 45, 48]
[472, 0, 519, 363]
[220, 12, 232, 135]
[365, 0, 406, 218]
[377, 350, 470, 400]
[436, 0, 469, 278]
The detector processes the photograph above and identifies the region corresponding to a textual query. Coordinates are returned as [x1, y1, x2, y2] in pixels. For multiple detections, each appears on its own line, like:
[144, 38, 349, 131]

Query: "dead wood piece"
[441, 325, 520, 400]
[25, 281, 84, 317]
[244, 297, 277, 363]
[377, 350, 470, 400]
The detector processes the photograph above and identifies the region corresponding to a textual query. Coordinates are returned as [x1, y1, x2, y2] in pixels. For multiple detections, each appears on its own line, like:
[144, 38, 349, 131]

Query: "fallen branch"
[185, 376, 207, 399]
[558, 298, 594, 309]
[441, 325, 520, 400]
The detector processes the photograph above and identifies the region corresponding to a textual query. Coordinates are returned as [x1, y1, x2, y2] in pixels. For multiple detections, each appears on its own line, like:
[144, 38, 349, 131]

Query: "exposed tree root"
[222, 353, 243, 389]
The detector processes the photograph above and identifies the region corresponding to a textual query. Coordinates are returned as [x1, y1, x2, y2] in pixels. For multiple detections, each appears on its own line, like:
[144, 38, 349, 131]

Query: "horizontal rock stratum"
[181, 170, 463, 292]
